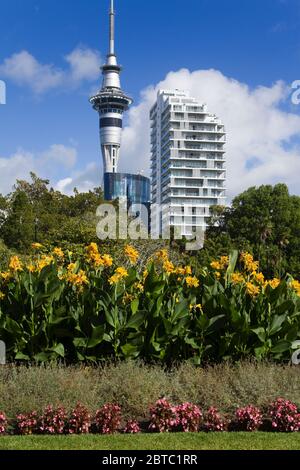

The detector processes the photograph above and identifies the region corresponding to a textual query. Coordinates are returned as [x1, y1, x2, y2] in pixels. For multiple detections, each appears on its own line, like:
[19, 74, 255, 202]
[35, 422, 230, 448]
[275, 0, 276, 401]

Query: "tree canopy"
[203, 184, 300, 278]
[0, 173, 104, 251]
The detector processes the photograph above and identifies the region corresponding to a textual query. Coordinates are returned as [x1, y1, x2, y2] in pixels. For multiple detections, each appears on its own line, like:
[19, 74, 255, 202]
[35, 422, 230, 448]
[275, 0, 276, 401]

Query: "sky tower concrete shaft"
[90, 0, 132, 175]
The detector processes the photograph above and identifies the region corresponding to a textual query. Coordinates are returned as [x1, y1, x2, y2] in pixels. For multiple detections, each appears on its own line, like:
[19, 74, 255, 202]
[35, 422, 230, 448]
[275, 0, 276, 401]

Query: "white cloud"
[65, 47, 100, 83]
[0, 47, 101, 94]
[55, 162, 100, 194]
[121, 68, 300, 198]
[41, 144, 77, 169]
[0, 51, 64, 94]
[0, 144, 78, 194]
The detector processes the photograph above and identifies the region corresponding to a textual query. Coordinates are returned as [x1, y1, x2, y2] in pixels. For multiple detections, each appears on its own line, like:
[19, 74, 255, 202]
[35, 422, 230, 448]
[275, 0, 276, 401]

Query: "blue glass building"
[104, 173, 150, 205]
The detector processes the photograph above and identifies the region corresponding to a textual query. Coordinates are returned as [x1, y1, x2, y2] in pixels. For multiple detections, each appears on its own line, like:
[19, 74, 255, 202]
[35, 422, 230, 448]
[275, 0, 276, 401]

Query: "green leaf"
[4, 317, 22, 336]
[252, 327, 266, 343]
[105, 308, 116, 328]
[121, 343, 140, 358]
[227, 250, 238, 274]
[73, 337, 87, 348]
[174, 299, 189, 318]
[127, 311, 145, 330]
[185, 337, 200, 349]
[254, 345, 267, 359]
[268, 314, 287, 336]
[15, 352, 30, 361]
[206, 315, 225, 334]
[87, 325, 105, 348]
[33, 352, 51, 362]
[156, 295, 164, 313]
[275, 300, 295, 316]
[131, 298, 139, 315]
[271, 340, 291, 354]
[50, 343, 65, 357]
[103, 333, 112, 343]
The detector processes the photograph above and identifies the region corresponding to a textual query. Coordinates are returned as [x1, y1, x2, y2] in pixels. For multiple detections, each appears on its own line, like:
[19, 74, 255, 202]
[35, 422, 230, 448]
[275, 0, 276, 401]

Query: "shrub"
[39, 405, 67, 435]
[203, 407, 226, 432]
[68, 402, 90, 434]
[235, 405, 263, 431]
[123, 420, 141, 434]
[149, 399, 178, 433]
[1, 362, 300, 422]
[94, 403, 122, 434]
[175, 402, 202, 432]
[269, 398, 300, 432]
[16, 411, 38, 435]
[0, 411, 7, 435]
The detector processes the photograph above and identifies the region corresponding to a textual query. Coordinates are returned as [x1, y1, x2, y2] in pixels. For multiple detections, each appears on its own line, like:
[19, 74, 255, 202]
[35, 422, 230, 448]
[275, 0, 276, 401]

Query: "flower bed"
[1, 398, 299, 436]
[0, 245, 300, 364]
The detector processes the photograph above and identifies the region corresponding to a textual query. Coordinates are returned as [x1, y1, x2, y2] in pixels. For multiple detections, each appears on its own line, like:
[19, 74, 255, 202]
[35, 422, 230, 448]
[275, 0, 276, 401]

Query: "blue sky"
[1, 0, 300, 196]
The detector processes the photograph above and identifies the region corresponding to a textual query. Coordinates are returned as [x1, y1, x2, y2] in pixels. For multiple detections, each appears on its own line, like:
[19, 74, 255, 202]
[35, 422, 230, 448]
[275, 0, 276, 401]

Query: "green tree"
[203, 184, 300, 278]
[0, 173, 104, 251]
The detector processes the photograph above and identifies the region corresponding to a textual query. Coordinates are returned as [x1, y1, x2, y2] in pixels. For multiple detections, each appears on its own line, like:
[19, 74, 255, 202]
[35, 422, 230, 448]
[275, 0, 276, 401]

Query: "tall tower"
[90, 0, 132, 175]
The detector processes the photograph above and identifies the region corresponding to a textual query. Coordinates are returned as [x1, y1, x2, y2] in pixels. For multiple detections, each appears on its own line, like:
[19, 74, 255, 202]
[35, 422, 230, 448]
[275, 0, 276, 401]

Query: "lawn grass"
[0, 433, 299, 450]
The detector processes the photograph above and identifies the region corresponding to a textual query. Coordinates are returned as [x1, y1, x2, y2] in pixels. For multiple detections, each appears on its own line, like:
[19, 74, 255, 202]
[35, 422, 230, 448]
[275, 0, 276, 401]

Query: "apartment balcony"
[171, 183, 204, 189]
[200, 174, 226, 180]
[172, 151, 225, 160]
[185, 144, 225, 150]
[170, 116, 205, 122]
[185, 147, 225, 153]
[184, 128, 225, 135]
[183, 136, 226, 143]
[170, 137, 224, 144]
[170, 154, 225, 163]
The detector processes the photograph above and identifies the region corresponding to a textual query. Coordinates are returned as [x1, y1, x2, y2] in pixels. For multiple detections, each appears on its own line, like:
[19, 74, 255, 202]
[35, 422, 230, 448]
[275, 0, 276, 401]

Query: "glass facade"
[104, 172, 150, 205]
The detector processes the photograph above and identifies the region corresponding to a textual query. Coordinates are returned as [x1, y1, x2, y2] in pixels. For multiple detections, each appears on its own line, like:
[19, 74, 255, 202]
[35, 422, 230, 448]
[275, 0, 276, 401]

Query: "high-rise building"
[150, 90, 226, 237]
[90, 0, 132, 175]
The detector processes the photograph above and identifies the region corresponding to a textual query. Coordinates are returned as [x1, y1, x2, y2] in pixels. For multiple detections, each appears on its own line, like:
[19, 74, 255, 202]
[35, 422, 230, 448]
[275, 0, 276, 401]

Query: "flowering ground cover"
[1, 397, 300, 437]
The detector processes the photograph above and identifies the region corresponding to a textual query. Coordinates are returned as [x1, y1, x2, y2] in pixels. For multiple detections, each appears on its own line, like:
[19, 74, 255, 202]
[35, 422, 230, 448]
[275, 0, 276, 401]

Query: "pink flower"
[39, 405, 67, 434]
[235, 405, 262, 431]
[16, 411, 38, 435]
[149, 399, 178, 433]
[68, 403, 90, 434]
[94, 404, 121, 434]
[124, 420, 141, 434]
[0, 411, 7, 435]
[269, 398, 300, 432]
[175, 403, 202, 433]
[203, 407, 226, 432]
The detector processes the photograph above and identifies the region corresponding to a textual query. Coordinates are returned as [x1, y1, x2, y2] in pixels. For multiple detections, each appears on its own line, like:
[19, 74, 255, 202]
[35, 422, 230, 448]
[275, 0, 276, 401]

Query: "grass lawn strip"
[0, 433, 299, 451]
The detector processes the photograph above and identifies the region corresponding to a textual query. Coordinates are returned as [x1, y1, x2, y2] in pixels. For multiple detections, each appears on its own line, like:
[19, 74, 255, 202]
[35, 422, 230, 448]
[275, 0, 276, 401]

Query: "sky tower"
[90, 0, 132, 175]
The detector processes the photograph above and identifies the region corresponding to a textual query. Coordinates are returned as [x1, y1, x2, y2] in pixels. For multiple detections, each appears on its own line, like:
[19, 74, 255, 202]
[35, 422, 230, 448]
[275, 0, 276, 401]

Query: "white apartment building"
[150, 89, 226, 237]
